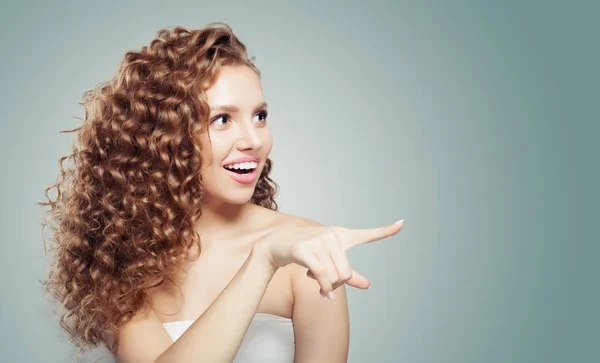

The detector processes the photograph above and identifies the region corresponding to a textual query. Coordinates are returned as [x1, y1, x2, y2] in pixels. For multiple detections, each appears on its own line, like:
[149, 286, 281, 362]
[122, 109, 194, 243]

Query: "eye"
[254, 110, 268, 124]
[210, 114, 231, 126]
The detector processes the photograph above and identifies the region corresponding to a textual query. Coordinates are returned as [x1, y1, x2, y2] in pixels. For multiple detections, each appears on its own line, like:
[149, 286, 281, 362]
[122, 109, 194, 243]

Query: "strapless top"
[162, 313, 295, 363]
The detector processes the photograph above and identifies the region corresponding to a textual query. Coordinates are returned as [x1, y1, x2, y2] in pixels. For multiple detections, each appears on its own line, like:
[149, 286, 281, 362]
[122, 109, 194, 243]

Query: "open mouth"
[223, 166, 255, 175]
[222, 161, 259, 184]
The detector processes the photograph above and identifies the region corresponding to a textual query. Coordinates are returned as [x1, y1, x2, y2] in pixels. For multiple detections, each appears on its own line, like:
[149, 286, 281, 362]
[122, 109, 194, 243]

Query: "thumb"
[344, 269, 371, 290]
[306, 268, 371, 289]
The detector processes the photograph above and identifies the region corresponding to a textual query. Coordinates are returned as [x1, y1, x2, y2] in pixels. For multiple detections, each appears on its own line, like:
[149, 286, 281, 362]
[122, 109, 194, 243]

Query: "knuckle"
[319, 228, 336, 240]
[330, 226, 345, 239]
[290, 248, 302, 260]
[327, 229, 339, 240]
[328, 270, 339, 280]
[319, 240, 332, 253]
[292, 244, 308, 257]
[330, 226, 343, 234]
[310, 237, 324, 247]
[339, 271, 353, 281]
[314, 266, 327, 276]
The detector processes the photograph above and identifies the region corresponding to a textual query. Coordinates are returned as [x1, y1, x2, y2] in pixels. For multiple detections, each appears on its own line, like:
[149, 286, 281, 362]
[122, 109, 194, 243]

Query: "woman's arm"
[291, 263, 351, 363]
[116, 247, 277, 363]
[283, 216, 351, 362]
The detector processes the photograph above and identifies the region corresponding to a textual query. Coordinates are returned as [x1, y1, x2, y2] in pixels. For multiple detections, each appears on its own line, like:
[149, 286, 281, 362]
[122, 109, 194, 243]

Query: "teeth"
[224, 161, 258, 170]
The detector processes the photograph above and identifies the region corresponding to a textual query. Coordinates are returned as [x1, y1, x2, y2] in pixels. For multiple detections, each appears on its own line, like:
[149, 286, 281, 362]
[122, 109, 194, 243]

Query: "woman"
[40, 22, 404, 363]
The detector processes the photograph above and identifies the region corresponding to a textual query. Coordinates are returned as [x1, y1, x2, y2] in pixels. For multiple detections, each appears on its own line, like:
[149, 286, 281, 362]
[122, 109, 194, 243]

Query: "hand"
[252, 219, 405, 298]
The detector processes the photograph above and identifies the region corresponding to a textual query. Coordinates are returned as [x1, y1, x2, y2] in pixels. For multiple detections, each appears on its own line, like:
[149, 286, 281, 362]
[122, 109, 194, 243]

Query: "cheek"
[262, 129, 273, 153]
[198, 133, 227, 164]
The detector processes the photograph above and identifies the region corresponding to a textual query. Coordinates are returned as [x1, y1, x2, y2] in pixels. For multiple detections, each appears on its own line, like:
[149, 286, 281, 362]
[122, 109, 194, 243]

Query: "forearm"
[155, 247, 277, 363]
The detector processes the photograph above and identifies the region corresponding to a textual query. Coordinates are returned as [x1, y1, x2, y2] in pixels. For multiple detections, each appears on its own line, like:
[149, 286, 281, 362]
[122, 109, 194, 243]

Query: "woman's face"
[198, 64, 273, 205]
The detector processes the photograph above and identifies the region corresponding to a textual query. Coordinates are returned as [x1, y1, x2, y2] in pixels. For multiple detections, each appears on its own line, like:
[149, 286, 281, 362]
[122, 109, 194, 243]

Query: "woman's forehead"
[206, 65, 264, 106]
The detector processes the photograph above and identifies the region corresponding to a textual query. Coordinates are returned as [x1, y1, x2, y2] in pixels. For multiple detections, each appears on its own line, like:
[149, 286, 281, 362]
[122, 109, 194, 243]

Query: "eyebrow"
[210, 101, 268, 113]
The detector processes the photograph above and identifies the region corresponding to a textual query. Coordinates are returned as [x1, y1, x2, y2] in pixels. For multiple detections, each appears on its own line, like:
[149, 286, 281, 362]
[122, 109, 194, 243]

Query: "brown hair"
[38, 22, 279, 359]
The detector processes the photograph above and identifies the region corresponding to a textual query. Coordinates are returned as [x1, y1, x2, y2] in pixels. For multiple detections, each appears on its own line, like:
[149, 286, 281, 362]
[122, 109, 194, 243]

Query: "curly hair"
[38, 22, 279, 360]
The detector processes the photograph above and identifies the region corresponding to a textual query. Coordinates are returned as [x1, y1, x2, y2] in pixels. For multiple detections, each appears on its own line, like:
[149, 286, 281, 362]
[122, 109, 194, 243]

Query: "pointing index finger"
[337, 219, 404, 251]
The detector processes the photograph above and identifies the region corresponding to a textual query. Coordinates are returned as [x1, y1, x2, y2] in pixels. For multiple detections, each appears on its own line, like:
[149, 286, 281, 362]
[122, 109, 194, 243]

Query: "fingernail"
[367, 284, 372, 289]
[394, 219, 404, 224]
[328, 291, 335, 300]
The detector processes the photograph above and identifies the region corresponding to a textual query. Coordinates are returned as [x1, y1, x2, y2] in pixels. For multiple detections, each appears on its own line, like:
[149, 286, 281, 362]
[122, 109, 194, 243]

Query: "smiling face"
[197, 64, 273, 205]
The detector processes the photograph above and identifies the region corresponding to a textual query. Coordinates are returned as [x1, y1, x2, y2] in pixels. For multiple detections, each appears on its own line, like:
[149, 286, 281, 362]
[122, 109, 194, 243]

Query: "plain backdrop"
[0, 1, 598, 362]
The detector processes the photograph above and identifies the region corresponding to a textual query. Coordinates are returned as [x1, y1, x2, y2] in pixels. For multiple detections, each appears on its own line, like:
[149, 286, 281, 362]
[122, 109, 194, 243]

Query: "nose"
[235, 121, 263, 151]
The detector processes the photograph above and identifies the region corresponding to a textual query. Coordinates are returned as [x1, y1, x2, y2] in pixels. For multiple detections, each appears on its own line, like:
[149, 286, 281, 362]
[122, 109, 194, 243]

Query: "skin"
[191, 63, 274, 247]
[115, 64, 351, 362]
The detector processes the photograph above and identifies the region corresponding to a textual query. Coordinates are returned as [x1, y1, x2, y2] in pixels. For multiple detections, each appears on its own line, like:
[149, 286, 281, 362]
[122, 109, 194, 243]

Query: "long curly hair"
[38, 22, 279, 359]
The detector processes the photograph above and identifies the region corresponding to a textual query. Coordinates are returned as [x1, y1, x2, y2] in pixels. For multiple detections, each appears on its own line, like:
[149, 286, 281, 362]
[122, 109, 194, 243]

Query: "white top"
[162, 313, 295, 363]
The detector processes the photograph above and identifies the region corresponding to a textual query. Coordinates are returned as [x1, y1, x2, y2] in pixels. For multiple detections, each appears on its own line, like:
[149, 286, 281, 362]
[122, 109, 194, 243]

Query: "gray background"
[1, 0, 598, 362]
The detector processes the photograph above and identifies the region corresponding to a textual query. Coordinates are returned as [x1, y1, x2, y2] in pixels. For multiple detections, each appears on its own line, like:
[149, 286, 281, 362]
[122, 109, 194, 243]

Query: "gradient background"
[1, 1, 597, 362]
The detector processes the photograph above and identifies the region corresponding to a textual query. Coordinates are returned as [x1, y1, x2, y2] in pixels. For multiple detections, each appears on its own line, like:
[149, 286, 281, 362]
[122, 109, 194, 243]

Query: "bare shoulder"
[272, 210, 325, 228]
[251, 203, 324, 231]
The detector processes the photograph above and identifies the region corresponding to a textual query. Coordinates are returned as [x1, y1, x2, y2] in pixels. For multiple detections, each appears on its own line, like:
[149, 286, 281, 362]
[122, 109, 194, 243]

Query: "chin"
[214, 189, 257, 205]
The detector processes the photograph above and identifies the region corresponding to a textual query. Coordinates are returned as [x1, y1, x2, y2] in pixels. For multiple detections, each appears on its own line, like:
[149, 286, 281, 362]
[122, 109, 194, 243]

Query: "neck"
[193, 200, 256, 240]
[178, 200, 276, 273]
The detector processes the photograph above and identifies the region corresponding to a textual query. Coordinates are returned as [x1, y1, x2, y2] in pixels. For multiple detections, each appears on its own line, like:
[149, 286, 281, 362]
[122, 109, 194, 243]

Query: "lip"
[223, 166, 258, 184]
[222, 155, 260, 167]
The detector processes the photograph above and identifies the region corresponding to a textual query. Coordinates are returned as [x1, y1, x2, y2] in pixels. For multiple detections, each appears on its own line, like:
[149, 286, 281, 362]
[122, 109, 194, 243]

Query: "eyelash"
[211, 110, 268, 126]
